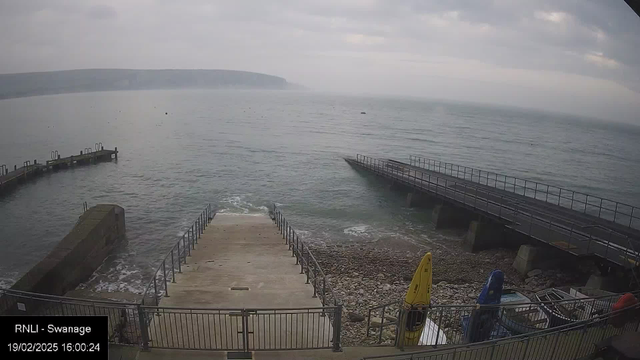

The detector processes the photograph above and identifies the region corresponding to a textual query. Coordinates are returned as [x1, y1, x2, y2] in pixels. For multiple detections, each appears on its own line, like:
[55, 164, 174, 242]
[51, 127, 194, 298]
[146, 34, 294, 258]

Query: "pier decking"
[0, 146, 117, 195]
[346, 155, 640, 269]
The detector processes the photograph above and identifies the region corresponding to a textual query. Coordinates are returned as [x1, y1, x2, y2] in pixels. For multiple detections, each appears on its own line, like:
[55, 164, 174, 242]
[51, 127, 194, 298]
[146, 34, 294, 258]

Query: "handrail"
[365, 289, 638, 346]
[271, 204, 341, 307]
[409, 155, 640, 231]
[362, 301, 640, 359]
[140, 204, 214, 306]
[353, 155, 640, 267]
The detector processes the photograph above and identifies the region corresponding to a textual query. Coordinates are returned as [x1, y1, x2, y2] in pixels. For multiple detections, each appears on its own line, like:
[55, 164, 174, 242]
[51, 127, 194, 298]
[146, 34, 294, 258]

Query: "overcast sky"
[1, 1, 640, 123]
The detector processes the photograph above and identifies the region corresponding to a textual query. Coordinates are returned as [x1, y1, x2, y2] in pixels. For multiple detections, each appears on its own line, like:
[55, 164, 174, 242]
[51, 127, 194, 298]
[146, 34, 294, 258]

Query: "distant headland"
[0, 69, 304, 100]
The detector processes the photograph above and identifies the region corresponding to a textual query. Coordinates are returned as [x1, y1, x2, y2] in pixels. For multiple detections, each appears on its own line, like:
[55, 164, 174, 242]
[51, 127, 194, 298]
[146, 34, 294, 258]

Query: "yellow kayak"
[403, 252, 432, 345]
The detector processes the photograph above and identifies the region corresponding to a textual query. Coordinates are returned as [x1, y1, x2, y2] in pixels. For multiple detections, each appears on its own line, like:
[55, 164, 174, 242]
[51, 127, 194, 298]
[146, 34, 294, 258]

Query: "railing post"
[295, 236, 299, 263]
[171, 250, 175, 283]
[322, 276, 327, 306]
[598, 198, 603, 218]
[292, 234, 296, 257]
[305, 250, 310, 284]
[153, 277, 158, 306]
[177, 241, 182, 273]
[138, 305, 150, 351]
[162, 261, 169, 297]
[396, 308, 407, 351]
[332, 305, 343, 352]
[183, 236, 187, 264]
[300, 242, 305, 274]
[312, 268, 318, 298]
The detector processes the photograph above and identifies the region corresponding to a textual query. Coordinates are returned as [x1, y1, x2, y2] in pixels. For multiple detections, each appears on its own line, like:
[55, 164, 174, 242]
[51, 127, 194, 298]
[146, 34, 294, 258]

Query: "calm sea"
[1, 89, 639, 294]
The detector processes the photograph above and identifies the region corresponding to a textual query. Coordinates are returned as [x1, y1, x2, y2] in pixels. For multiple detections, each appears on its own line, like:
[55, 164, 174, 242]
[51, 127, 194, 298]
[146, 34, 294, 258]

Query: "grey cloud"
[0, 0, 639, 122]
[86, 4, 117, 20]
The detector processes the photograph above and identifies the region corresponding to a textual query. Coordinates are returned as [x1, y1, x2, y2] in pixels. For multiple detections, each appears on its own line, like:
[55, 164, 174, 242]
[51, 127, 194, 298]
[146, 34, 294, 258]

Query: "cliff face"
[0, 69, 290, 99]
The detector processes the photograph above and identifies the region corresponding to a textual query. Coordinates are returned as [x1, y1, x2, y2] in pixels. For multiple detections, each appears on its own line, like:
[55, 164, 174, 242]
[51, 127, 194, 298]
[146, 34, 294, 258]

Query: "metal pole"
[322, 276, 327, 306]
[300, 242, 305, 274]
[305, 250, 310, 283]
[598, 198, 603, 218]
[138, 305, 150, 351]
[332, 305, 343, 352]
[177, 241, 182, 273]
[162, 261, 169, 297]
[312, 268, 317, 298]
[171, 250, 176, 282]
[183, 236, 187, 264]
[153, 277, 158, 306]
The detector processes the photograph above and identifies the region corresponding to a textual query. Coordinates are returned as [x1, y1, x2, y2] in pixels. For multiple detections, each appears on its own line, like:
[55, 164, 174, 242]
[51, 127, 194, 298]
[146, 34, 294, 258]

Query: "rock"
[382, 284, 392, 291]
[527, 269, 543, 277]
[382, 330, 395, 340]
[524, 277, 536, 284]
[369, 317, 383, 327]
[384, 315, 398, 323]
[468, 293, 477, 299]
[377, 274, 385, 279]
[357, 289, 365, 295]
[402, 275, 412, 281]
[347, 312, 365, 322]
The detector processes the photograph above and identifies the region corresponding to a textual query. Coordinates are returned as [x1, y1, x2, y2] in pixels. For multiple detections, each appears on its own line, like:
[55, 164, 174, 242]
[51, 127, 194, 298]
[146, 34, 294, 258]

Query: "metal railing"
[366, 290, 631, 348]
[0, 288, 143, 346]
[140, 305, 340, 351]
[362, 302, 640, 360]
[272, 204, 341, 308]
[141, 204, 215, 306]
[353, 155, 640, 268]
[409, 155, 640, 231]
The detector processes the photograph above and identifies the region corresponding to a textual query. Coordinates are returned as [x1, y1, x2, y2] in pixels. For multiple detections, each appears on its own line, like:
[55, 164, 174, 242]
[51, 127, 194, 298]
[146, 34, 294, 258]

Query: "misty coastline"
[0, 69, 300, 100]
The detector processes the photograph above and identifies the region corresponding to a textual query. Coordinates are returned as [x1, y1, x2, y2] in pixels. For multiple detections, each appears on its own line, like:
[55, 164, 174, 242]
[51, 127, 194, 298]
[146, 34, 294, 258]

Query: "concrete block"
[464, 220, 504, 252]
[513, 256, 534, 276]
[432, 204, 473, 229]
[516, 245, 539, 260]
[512, 245, 565, 276]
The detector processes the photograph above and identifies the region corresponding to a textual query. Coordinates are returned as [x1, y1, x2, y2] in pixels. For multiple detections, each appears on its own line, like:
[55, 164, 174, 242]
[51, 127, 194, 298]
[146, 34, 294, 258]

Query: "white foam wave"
[219, 195, 269, 215]
[343, 225, 370, 236]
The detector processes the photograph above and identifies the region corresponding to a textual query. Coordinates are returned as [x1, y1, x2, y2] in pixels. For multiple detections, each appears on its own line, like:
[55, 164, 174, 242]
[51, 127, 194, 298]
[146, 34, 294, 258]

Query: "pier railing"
[271, 204, 341, 309]
[362, 302, 640, 360]
[141, 204, 215, 306]
[353, 155, 640, 268]
[408, 155, 640, 231]
[366, 290, 633, 348]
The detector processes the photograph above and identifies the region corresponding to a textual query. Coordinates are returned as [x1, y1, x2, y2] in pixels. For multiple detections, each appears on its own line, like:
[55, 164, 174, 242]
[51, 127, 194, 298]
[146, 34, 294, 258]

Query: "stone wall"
[9, 204, 125, 296]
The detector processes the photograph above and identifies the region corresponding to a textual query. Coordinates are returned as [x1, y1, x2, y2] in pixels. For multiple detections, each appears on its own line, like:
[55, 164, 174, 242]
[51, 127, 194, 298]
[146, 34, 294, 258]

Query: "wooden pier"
[0, 146, 118, 196]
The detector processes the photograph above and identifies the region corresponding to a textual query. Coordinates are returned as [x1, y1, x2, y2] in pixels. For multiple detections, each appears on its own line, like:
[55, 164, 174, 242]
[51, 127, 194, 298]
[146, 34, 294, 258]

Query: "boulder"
[347, 312, 365, 322]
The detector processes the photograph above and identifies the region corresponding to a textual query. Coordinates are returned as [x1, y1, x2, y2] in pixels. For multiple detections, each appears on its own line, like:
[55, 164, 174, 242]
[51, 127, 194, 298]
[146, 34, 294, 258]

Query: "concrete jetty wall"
[9, 204, 126, 296]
